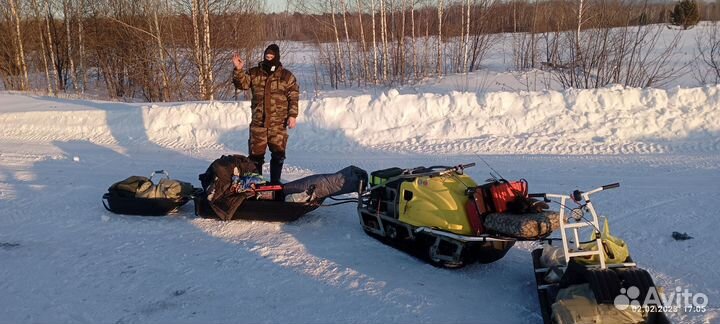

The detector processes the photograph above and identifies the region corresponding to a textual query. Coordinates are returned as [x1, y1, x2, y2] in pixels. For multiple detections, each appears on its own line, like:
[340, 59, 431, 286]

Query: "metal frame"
[414, 227, 516, 243]
[358, 206, 415, 238]
[547, 191, 607, 269]
[358, 203, 517, 265]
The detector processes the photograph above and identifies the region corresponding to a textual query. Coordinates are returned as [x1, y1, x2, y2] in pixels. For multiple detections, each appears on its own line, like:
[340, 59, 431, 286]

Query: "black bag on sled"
[102, 170, 195, 216]
[196, 154, 259, 221]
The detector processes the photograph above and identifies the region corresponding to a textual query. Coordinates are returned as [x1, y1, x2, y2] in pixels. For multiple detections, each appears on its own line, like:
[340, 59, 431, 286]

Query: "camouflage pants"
[248, 126, 288, 170]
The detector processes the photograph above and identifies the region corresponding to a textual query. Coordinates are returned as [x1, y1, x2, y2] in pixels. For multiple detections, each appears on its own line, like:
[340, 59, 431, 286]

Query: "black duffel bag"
[102, 170, 196, 216]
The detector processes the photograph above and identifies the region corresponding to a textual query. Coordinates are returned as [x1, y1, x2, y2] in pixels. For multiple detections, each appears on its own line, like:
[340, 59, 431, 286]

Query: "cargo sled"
[357, 163, 560, 267]
[197, 155, 366, 222]
[102, 170, 195, 216]
[193, 189, 324, 222]
[530, 183, 669, 324]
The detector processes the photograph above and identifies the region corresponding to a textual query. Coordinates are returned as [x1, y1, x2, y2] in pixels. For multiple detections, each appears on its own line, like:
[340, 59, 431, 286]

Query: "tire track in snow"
[190, 215, 482, 320]
[194, 219, 392, 297]
[366, 137, 680, 155]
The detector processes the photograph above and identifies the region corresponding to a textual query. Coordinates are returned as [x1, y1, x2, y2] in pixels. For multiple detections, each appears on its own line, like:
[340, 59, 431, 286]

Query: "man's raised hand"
[232, 53, 244, 70]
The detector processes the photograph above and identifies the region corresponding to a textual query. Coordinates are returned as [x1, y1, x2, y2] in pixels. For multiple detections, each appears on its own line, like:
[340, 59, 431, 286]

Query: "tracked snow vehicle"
[357, 163, 557, 267]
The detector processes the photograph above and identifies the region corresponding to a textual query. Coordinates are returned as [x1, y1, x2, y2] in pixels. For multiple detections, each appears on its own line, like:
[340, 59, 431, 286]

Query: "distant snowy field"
[1, 23, 719, 324]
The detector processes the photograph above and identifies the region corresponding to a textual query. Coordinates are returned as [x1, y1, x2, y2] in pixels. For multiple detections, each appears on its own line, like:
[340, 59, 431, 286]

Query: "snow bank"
[297, 85, 720, 154]
[1, 85, 719, 154]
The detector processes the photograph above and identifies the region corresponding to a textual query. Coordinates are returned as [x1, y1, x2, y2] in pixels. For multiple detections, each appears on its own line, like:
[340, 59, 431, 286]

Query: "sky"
[266, 0, 289, 13]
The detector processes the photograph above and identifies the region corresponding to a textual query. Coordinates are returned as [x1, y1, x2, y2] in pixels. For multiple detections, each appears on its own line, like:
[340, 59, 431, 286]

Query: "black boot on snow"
[249, 155, 264, 176]
[270, 159, 283, 185]
[255, 161, 264, 175]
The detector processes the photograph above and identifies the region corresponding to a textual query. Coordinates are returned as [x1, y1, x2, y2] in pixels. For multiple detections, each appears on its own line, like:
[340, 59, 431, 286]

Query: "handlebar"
[364, 163, 475, 192]
[602, 182, 620, 190]
[438, 163, 475, 176]
[424, 163, 476, 177]
[427, 163, 476, 171]
[573, 182, 620, 202]
[150, 170, 170, 181]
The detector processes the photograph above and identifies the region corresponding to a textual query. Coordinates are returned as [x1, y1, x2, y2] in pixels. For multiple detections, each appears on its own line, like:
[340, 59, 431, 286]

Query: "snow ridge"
[1, 85, 718, 155]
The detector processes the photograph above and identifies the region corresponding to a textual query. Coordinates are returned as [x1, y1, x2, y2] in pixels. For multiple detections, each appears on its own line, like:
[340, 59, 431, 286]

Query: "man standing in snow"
[232, 44, 299, 184]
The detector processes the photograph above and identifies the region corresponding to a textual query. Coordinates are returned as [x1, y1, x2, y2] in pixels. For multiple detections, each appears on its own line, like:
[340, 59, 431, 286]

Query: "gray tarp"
[283, 166, 368, 200]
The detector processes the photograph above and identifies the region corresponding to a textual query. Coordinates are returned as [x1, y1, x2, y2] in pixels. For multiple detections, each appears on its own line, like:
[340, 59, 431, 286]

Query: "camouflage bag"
[484, 211, 560, 239]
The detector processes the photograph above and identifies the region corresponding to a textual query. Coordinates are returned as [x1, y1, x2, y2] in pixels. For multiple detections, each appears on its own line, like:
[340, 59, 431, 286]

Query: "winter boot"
[270, 158, 284, 185]
[249, 155, 264, 175]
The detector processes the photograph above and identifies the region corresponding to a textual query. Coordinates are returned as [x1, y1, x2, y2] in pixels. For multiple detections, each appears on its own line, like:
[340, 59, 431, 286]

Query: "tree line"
[0, 0, 263, 101]
[1, 0, 719, 101]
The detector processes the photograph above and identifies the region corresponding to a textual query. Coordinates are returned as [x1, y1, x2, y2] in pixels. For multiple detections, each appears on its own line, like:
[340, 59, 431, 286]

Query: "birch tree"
[146, 0, 170, 101]
[424, 5, 431, 78]
[201, 0, 213, 99]
[357, 0, 369, 84]
[190, 0, 215, 100]
[330, 0, 345, 85]
[190, 0, 206, 99]
[76, 0, 85, 93]
[437, 0, 443, 76]
[63, 0, 77, 91]
[371, 0, 378, 83]
[341, 0, 354, 82]
[380, 0, 389, 81]
[575, 0, 585, 63]
[9, 0, 28, 90]
[411, 0, 417, 79]
[462, 0, 470, 73]
[44, 0, 59, 91]
[399, 0, 406, 83]
[30, 0, 53, 94]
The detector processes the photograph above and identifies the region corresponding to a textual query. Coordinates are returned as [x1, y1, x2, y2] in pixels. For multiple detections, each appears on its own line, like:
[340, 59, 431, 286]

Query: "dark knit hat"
[264, 44, 280, 60]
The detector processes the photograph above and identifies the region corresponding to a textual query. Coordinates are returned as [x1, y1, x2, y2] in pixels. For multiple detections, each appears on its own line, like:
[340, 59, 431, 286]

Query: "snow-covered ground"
[1, 22, 720, 324]
[1, 82, 719, 323]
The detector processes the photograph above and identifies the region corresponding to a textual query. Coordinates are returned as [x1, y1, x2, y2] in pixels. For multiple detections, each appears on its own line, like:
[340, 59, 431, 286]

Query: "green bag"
[109, 171, 193, 199]
[108, 176, 152, 198]
[576, 218, 631, 265]
[104, 170, 195, 216]
[136, 178, 194, 199]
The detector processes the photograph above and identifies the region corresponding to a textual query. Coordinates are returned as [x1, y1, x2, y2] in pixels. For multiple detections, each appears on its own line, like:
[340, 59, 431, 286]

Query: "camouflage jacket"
[233, 63, 299, 128]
